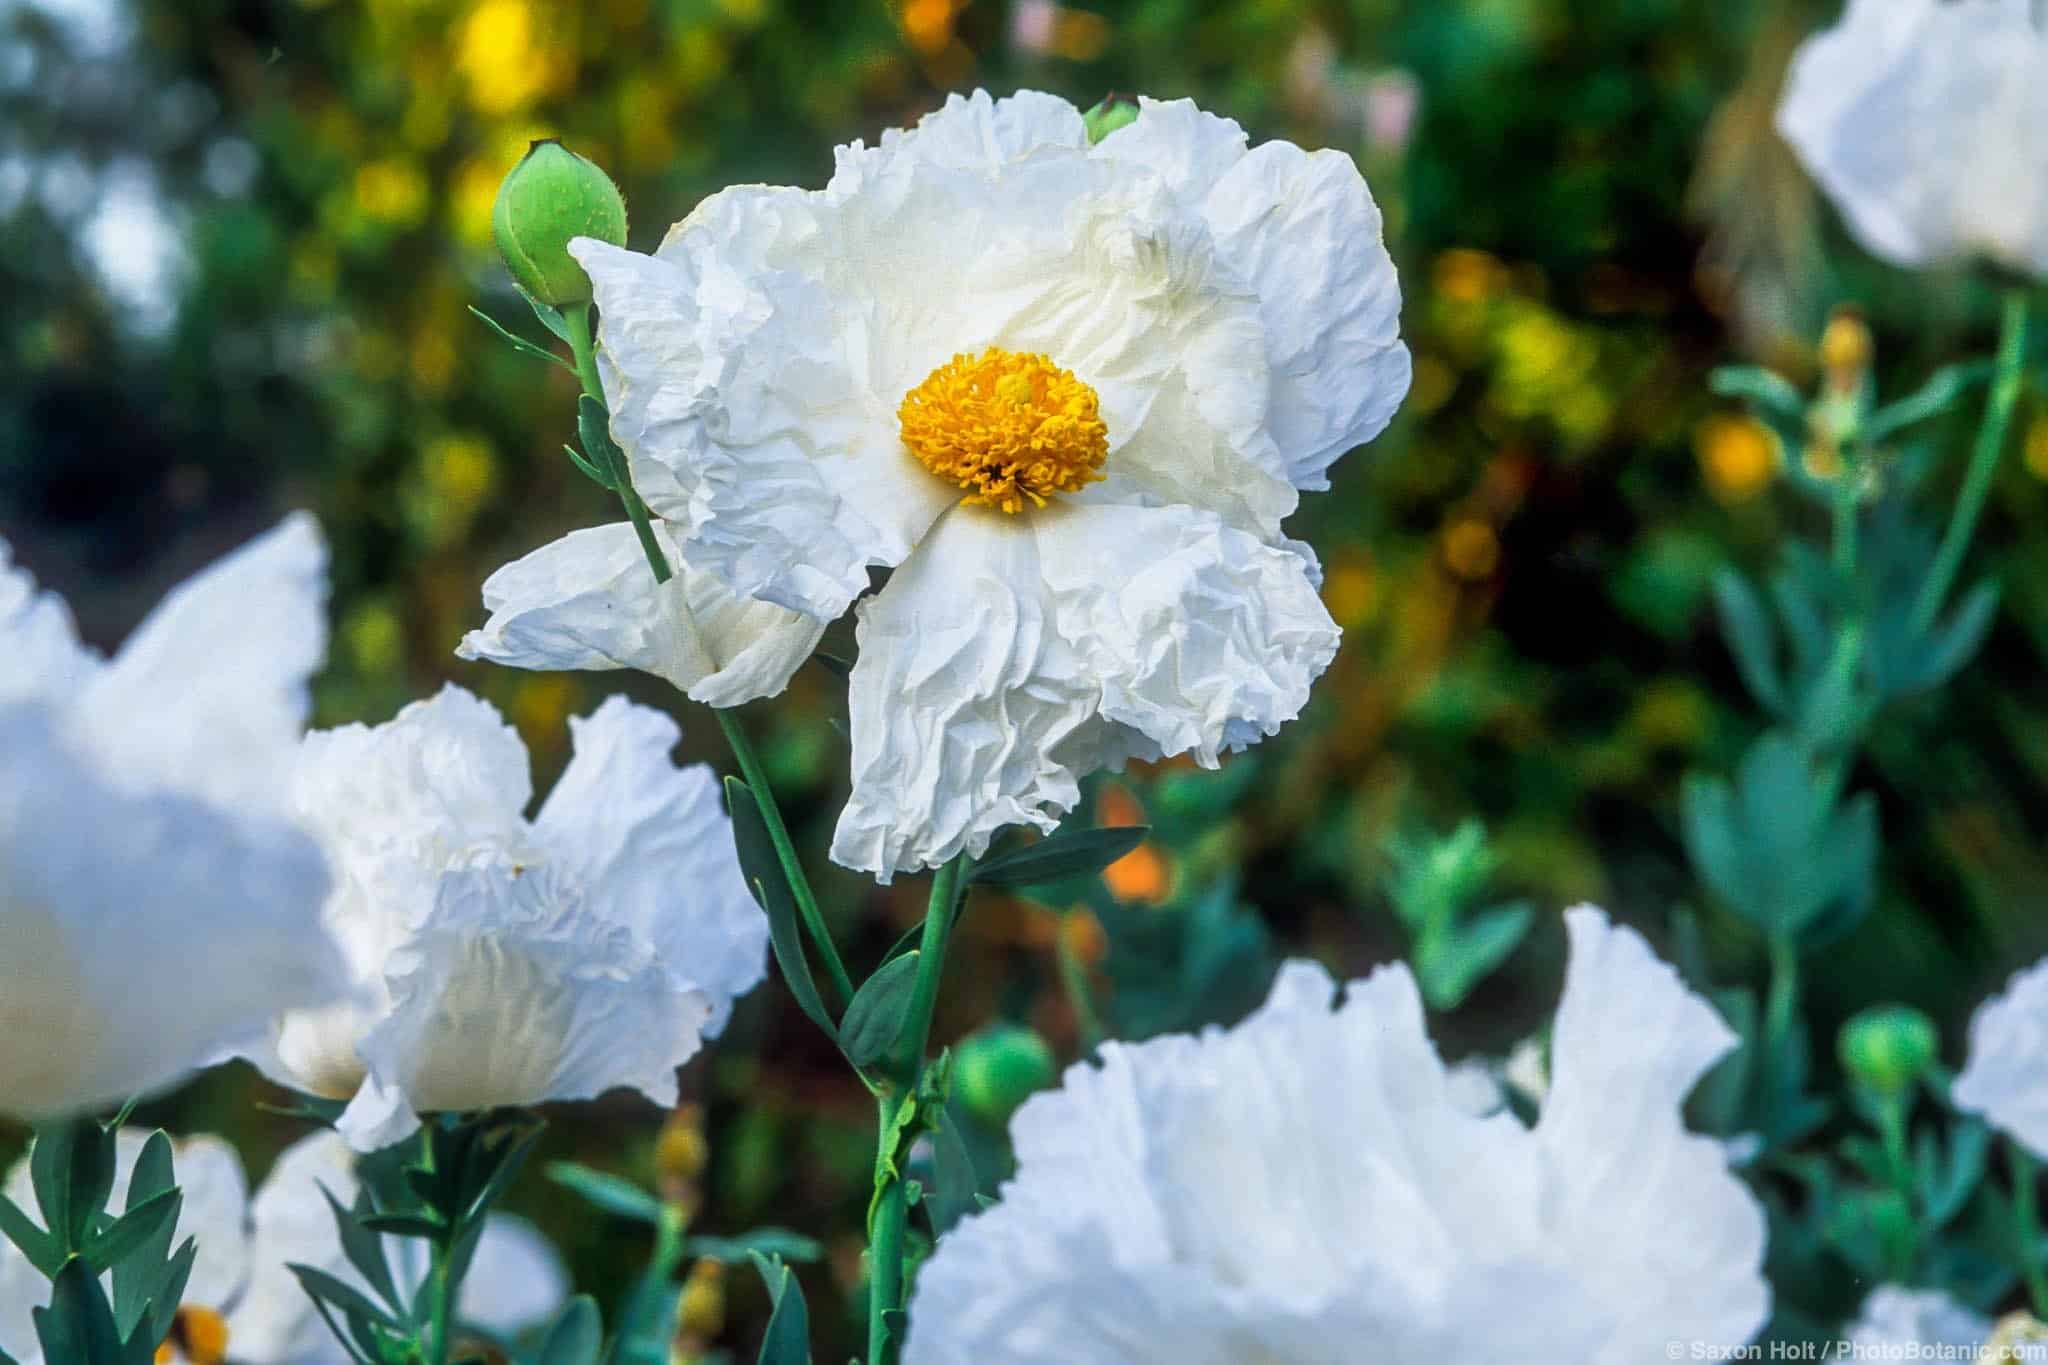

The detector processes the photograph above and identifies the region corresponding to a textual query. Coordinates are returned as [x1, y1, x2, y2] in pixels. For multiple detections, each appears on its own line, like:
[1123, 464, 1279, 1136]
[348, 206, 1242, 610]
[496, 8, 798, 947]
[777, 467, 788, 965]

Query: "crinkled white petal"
[1846, 1286, 1992, 1354]
[292, 683, 534, 871]
[272, 687, 754, 1146]
[74, 513, 328, 811]
[847, 88, 1088, 177]
[832, 505, 1337, 880]
[0, 540, 95, 708]
[1954, 955, 2048, 1157]
[532, 695, 768, 1033]
[573, 228, 957, 621]
[573, 86, 1404, 627]
[0, 707, 341, 1119]
[1036, 503, 1338, 764]
[1777, 0, 2048, 274]
[830, 513, 1096, 880]
[458, 522, 825, 708]
[346, 862, 712, 1150]
[904, 907, 1766, 1364]
[1094, 98, 1410, 488]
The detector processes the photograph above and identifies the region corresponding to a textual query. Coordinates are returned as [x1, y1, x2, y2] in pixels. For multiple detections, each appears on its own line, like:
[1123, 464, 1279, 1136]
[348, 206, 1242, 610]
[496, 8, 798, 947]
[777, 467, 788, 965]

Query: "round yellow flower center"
[898, 348, 1109, 514]
[156, 1305, 230, 1365]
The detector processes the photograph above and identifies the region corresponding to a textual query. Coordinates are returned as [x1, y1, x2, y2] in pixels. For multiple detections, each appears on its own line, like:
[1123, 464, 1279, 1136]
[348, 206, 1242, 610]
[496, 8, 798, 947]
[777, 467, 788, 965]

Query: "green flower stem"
[2016, 1143, 2048, 1321]
[1763, 932, 1800, 1084]
[419, 1129, 455, 1365]
[1910, 289, 2029, 637]
[1055, 912, 1105, 1050]
[560, 300, 672, 584]
[715, 707, 855, 1009]
[868, 855, 969, 1365]
[1831, 466, 1859, 580]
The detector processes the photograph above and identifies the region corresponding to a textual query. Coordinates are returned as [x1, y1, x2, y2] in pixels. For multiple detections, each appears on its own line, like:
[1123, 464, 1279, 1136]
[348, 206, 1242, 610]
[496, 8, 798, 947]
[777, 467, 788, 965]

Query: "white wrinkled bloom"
[556, 89, 1408, 880]
[0, 1129, 566, 1364]
[457, 521, 827, 709]
[1845, 1286, 1991, 1357]
[1953, 955, 2048, 1156]
[260, 684, 768, 1150]
[0, 516, 345, 1119]
[903, 906, 1768, 1364]
[1776, 0, 2048, 274]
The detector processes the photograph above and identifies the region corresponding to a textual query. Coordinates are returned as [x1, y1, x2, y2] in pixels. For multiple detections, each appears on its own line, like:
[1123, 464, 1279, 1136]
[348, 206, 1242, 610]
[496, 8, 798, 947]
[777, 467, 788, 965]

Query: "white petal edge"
[457, 521, 825, 708]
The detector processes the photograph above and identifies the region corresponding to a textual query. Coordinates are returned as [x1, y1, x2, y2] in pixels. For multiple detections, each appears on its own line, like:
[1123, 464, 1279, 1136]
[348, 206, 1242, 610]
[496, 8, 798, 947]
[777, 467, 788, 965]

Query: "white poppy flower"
[456, 521, 827, 709]
[902, 906, 1768, 1364]
[0, 1129, 566, 1364]
[1776, 0, 2048, 274]
[0, 516, 346, 1119]
[1952, 956, 2048, 1156]
[1845, 1286, 1992, 1357]
[260, 683, 768, 1150]
[553, 88, 1407, 880]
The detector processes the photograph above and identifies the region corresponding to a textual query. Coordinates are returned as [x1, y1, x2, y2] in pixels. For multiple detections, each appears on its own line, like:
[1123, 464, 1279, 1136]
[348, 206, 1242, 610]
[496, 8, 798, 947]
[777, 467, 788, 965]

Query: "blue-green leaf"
[972, 826, 1149, 888]
[682, 1228, 824, 1265]
[546, 1162, 663, 1225]
[726, 777, 837, 1040]
[751, 1252, 812, 1365]
[839, 952, 921, 1068]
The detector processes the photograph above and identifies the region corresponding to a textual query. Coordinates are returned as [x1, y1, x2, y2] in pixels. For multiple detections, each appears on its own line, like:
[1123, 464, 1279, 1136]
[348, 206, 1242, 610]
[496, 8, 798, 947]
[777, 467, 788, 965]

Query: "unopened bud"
[1819, 306, 1874, 391]
[491, 139, 627, 307]
[656, 1104, 710, 1188]
[955, 1024, 1058, 1125]
[676, 1257, 726, 1340]
[1082, 93, 1141, 144]
[1839, 1004, 1938, 1096]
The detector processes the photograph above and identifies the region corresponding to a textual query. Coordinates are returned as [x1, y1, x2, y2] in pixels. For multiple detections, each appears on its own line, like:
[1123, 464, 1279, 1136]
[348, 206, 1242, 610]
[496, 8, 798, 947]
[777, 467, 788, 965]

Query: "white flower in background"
[548, 89, 1407, 881]
[260, 684, 767, 1150]
[0, 1129, 566, 1364]
[0, 516, 346, 1120]
[1776, 0, 2048, 275]
[1844, 1286, 1992, 1357]
[903, 906, 1768, 1364]
[457, 521, 826, 708]
[1953, 956, 2048, 1156]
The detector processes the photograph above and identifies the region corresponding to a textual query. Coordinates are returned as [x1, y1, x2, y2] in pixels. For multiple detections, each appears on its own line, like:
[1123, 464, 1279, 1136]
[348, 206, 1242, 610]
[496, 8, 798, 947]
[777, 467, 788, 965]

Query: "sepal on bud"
[1082, 93, 1141, 144]
[491, 140, 627, 307]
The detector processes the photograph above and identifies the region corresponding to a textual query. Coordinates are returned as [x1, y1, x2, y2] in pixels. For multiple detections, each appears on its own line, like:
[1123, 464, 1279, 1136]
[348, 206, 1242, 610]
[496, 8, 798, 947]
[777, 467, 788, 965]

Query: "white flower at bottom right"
[1954, 956, 2048, 1158]
[902, 906, 1768, 1365]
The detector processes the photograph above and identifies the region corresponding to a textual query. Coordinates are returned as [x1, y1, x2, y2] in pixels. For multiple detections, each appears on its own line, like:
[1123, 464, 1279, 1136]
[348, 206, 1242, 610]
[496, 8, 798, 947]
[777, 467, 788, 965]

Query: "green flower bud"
[491, 139, 627, 307]
[1082, 93, 1141, 145]
[1838, 1004, 1938, 1095]
[954, 1024, 1058, 1124]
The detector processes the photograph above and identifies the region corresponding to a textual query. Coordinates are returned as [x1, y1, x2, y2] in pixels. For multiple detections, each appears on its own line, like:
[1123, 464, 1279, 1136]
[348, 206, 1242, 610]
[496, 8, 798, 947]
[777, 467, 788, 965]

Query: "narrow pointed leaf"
[467, 305, 575, 372]
[518, 285, 574, 342]
[323, 1186, 401, 1314]
[33, 1259, 123, 1363]
[1712, 569, 1785, 715]
[682, 1228, 825, 1264]
[972, 826, 1149, 887]
[289, 1264, 404, 1330]
[546, 1162, 663, 1225]
[751, 1253, 812, 1365]
[0, 1191, 59, 1276]
[727, 777, 837, 1039]
[839, 953, 921, 1068]
[83, 1186, 181, 1273]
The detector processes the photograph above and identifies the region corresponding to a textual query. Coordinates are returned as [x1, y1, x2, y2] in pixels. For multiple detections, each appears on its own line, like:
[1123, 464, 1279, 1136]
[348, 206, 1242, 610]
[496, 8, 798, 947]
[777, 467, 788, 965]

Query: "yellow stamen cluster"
[156, 1305, 230, 1365]
[898, 348, 1109, 514]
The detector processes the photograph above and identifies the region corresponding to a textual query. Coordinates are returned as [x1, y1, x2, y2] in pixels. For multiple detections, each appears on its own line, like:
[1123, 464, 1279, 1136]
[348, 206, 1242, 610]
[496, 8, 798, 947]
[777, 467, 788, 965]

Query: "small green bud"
[491, 139, 627, 307]
[954, 1024, 1058, 1125]
[1838, 1004, 1938, 1095]
[1082, 93, 1141, 145]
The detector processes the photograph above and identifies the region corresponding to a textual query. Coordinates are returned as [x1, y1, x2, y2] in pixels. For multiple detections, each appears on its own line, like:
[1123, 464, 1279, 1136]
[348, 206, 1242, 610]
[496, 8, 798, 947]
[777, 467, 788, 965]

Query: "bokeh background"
[4, 0, 2044, 1353]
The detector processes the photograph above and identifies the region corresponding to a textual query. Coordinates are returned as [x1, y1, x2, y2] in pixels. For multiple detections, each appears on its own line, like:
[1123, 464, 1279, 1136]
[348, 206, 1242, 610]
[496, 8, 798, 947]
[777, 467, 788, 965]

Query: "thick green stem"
[867, 856, 969, 1365]
[561, 300, 672, 583]
[716, 708, 855, 1008]
[2017, 1144, 2048, 1321]
[1910, 289, 2029, 636]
